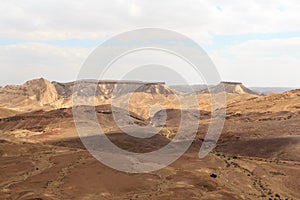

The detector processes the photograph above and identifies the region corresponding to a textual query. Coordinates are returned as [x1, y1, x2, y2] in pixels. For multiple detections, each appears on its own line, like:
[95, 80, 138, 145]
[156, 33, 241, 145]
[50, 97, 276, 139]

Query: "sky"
[0, 0, 300, 87]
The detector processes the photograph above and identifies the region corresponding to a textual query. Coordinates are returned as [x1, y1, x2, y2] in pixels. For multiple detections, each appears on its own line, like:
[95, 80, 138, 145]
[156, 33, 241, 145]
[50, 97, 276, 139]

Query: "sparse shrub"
[210, 173, 217, 178]
[269, 171, 285, 176]
[268, 191, 272, 195]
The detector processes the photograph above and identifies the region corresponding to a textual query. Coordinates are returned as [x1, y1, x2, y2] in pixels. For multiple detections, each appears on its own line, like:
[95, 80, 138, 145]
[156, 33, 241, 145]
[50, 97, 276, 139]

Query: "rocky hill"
[200, 81, 259, 95]
[227, 89, 300, 113]
[0, 79, 299, 200]
[249, 87, 295, 94]
[1, 78, 299, 120]
[0, 78, 59, 111]
[0, 78, 174, 115]
[53, 80, 173, 98]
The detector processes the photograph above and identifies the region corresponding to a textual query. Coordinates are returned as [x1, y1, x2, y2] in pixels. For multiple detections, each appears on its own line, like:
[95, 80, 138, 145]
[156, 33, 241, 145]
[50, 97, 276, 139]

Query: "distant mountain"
[1, 78, 299, 120]
[52, 80, 173, 98]
[0, 78, 174, 114]
[170, 82, 261, 95]
[249, 87, 295, 94]
[227, 89, 300, 113]
[200, 82, 259, 95]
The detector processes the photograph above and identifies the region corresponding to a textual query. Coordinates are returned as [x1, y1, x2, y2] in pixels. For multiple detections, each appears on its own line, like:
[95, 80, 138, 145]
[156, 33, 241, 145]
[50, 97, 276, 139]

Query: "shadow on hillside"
[216, 136, 300, 162]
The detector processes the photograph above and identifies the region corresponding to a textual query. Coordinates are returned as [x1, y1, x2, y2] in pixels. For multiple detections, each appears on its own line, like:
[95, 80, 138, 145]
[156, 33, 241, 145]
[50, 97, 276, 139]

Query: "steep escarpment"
[200, 82, 259, 95]
[53, 80, 173, 98]
[0, 78, 59, 111]
[1, 78, 299, 121]
[0, 78, 174, 113]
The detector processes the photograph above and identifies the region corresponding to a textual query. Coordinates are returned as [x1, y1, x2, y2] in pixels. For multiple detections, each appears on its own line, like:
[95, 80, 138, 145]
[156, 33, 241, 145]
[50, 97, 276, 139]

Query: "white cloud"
[0, 43, 91, 85]
[0, 0, 299, 41]
[0, 1, 300, 86]
[211, 37, 300, 87]
[129, 3, 142, 17]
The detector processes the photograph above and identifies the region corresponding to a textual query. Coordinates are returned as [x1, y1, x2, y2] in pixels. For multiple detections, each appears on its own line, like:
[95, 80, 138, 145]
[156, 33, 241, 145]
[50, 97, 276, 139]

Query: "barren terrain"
[0, 78, 299, 200]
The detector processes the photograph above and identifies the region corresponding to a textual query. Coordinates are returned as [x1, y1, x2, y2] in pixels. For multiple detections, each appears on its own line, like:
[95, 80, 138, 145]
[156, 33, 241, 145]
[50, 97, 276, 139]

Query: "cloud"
[0, 0, 299, 42]
[0, 0, 300, 86]
[0, 43, 91, 85]
[211, 37, 300, 87]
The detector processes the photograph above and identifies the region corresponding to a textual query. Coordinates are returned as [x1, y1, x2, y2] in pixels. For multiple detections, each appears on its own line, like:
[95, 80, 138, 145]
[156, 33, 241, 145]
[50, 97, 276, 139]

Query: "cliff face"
[53, 80, 173, 98]
[0, 78, 59, 110]
[200, 82, 259, 95]
[1, 78, 299, 120]
[0, 78, 174, 113]
[23, 78, 59, 105]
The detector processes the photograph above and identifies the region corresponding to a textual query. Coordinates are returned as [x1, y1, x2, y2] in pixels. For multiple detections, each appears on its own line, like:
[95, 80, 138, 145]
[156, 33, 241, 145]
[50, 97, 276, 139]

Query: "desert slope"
[0, 78, 300, 199]
[0, 108, 20, 118]
[227, 89, 300, 113]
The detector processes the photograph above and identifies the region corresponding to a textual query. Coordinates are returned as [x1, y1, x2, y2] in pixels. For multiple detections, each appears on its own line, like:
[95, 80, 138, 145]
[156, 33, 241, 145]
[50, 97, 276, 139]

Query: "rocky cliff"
[200, 81, 259, 95]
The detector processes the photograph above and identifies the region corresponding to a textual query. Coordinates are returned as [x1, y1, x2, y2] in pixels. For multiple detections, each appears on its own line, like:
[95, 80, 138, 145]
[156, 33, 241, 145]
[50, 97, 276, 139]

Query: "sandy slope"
[0, 108, 20, 118]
